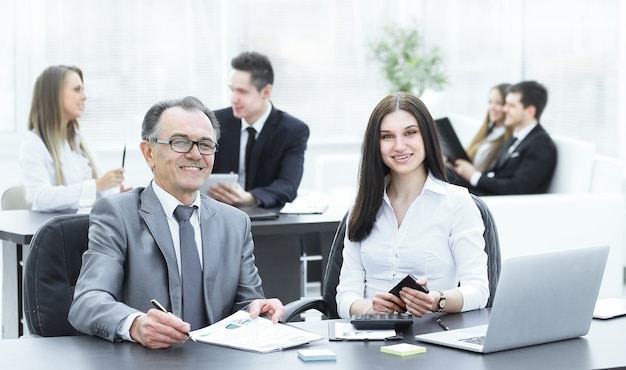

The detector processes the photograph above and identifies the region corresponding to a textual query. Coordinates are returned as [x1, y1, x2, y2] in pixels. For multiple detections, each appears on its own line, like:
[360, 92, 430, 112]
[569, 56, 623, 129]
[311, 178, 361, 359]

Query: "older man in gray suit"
[69, 96, 284, 349]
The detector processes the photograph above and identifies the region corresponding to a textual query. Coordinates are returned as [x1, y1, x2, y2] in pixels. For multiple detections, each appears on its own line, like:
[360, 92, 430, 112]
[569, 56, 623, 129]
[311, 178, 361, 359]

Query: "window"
[3, 0, 624, 161]
[0, 0, 15, 132]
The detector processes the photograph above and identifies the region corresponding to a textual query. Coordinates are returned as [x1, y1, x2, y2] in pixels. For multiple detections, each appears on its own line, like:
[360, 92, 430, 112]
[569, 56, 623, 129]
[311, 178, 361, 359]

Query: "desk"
[0, 207, 345, 339]
[1, 311, 625, 369]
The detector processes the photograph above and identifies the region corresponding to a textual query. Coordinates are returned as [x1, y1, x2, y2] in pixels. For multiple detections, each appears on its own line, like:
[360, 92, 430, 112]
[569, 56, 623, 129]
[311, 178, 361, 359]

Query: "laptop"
[435, 117, 470, 162]
[415, 245, 609, 353]
[239, 206, 279, 221]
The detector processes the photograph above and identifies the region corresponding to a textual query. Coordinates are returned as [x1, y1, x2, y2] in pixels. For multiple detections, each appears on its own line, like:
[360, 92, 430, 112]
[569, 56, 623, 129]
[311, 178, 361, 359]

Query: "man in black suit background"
[450, 80, 557, 195]
[209, 51, 309, 208]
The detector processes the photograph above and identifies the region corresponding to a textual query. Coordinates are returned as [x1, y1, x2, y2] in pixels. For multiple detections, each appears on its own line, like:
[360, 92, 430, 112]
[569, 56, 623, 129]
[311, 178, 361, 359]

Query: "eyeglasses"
[153, 138, 219, 155]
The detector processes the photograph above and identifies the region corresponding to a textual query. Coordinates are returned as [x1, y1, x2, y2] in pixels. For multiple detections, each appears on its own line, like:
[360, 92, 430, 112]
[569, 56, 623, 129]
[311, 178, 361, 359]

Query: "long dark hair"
[348, 92, 446, 242]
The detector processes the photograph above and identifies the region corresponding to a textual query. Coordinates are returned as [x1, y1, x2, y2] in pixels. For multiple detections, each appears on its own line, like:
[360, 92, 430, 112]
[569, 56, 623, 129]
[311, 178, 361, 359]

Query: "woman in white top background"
[335, 92, 489, 319]
[19, 65, 126, 212]
[464, 83, 513, 172]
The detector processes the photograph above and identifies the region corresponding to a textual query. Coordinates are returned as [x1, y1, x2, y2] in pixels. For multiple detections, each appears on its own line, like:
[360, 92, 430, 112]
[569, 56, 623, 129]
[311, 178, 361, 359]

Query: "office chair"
[23, 213, 90, 336]
[1, 185, 31, 210]
[282, 194, 501, 322]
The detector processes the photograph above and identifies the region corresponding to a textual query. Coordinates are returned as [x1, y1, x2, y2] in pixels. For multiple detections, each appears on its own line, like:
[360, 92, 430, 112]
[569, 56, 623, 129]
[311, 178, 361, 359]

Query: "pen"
[436, 318, 449, 331]
[121, 143, 126, 169]
[150, 299, 196, 342]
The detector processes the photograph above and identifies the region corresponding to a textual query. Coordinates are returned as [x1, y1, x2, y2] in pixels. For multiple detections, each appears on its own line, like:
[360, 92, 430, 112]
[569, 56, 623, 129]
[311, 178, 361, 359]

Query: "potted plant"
[370, 23, 447, 97]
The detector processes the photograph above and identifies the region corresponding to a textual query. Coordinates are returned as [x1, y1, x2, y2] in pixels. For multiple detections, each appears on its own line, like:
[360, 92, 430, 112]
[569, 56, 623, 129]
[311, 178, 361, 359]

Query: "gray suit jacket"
[68, 184, 265, 342]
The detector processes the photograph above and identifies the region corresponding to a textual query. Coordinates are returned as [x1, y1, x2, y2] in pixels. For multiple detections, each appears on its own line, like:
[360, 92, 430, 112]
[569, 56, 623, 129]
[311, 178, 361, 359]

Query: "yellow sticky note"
[380, 343, 427, 356]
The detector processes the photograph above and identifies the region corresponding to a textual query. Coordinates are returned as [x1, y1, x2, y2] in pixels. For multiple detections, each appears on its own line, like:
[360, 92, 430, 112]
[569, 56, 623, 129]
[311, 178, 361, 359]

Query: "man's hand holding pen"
[129, 302, 193, 349]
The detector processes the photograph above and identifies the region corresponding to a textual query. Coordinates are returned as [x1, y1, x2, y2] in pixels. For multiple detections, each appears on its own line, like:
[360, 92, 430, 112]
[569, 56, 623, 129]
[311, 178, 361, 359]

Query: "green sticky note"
[380, 343, 427, 356]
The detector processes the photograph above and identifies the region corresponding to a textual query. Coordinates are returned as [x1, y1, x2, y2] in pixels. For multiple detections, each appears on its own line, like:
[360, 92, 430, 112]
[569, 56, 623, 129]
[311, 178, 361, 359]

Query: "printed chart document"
[189, 310, 323, 353]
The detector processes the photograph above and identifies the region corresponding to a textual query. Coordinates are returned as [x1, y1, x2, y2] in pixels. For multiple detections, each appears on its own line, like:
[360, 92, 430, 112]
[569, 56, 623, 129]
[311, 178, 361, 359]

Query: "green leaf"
[369, 22, 447, 97]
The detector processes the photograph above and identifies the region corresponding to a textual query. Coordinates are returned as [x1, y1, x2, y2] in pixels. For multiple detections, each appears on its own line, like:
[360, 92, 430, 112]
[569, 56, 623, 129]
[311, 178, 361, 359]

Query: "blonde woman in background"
[19, 65, 126, 212]
[464, 83, 513, 173]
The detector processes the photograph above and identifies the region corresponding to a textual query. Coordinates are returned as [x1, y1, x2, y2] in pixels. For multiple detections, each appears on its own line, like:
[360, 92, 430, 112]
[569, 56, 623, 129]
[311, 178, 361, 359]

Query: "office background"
[0, 0, 624, 193]
[0, 0, 625, 337]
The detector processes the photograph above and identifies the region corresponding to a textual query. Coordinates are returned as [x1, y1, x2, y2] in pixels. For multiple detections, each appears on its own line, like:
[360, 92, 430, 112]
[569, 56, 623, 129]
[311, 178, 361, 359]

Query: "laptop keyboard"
[459, 335, 486, 345]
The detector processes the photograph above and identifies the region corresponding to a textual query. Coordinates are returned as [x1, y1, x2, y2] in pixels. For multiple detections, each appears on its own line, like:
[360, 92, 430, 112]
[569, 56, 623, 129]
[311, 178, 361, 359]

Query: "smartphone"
[389, 274, 429, 297]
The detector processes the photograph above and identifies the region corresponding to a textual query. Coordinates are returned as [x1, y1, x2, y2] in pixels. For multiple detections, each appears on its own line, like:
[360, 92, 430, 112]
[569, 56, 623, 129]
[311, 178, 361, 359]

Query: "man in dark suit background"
[209, 51, 309, 208]
[450, 80, 557, 195]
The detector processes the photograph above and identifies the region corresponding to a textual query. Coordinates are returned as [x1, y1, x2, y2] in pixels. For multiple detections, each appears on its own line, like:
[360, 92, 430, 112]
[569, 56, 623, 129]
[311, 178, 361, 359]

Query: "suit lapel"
[492, 136, 517, 170]
[491, 125, 544, 171]
[139, 184, 184, 316]
[247, 106, 279, 188]
[513, 125, 543, 154]
[199, 195, 221, 324]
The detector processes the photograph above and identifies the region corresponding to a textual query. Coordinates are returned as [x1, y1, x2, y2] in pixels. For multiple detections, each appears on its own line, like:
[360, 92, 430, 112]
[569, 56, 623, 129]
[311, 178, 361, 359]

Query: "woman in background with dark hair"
[19, 65, 126, 211]
[336, 92, 489, 319]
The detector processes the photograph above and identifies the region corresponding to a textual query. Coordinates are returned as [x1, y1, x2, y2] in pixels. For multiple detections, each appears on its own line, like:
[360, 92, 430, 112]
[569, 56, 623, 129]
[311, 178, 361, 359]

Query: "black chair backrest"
[470, 194, 501, 307]
[321, 194, 501, 316]
[23, 214, 90, 337]
[320, 212, 348, 319]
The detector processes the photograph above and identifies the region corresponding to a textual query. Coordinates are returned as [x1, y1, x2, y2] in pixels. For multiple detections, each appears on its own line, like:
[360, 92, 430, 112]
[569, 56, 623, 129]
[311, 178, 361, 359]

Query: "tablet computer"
[200, 173, 239, 194]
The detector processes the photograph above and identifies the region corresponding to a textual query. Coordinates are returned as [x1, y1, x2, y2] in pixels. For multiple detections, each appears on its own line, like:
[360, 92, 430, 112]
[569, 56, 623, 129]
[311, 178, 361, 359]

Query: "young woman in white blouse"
[336, 92, 489, 319]
[19, 65, 126, 211]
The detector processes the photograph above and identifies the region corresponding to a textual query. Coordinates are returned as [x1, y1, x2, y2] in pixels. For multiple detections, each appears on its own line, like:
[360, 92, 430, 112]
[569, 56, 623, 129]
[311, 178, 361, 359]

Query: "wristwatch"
[437, 291, 447, 312]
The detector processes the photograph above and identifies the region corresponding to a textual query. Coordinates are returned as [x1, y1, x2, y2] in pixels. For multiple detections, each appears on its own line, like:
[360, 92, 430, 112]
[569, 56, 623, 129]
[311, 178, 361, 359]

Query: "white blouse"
[472, 125, 506, 172]
[336, 174, 489, 319]
[19, 130, 111, 211]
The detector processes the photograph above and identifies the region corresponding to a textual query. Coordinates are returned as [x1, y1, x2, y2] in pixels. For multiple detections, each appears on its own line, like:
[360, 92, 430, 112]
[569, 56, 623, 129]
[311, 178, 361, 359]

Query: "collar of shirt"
[67, 129, 89, 158]
[382, 172, 447, 205]
[240, 102, 272, 135]
[150, 180, 204, 273]
[151, 180, 202, 222]
[512, 122, 538, 144]
[238, 103, 272, 187]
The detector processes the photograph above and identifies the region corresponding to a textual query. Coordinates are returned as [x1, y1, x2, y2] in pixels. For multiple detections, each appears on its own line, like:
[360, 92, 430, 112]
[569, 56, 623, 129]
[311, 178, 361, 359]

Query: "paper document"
[280, 202, 328, 214]
[189, 310, 323, 353]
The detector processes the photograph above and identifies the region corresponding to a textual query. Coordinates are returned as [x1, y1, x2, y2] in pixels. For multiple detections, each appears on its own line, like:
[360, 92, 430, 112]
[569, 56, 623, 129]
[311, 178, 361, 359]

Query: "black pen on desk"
[150, 299, 196, 342]
[436, 318, 449, 331]
[121, 143, 127, 169]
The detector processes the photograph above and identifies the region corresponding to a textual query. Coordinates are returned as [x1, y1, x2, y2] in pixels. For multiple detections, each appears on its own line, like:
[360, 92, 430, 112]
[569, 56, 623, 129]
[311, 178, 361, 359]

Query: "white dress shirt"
[336, 174, 489, 319]
[19, 130, 116, 211]
[237, 103, 271, 188]
[472, 125, 506, 173]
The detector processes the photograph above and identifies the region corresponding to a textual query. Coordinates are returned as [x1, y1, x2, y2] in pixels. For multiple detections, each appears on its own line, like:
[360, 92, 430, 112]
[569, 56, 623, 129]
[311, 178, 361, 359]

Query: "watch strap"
[437, 290, 446, 312]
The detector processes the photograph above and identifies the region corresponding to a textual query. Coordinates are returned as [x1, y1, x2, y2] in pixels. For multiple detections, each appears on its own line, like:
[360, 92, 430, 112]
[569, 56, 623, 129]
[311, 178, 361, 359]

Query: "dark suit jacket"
[470, 124, 557, 196]
[212, 106, 309, 208]
[68, 185, 265, 342]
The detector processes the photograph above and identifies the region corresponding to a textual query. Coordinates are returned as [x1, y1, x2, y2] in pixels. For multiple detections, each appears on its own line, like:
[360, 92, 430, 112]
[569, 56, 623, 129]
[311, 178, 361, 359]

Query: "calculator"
[350, 312, 414, 330]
